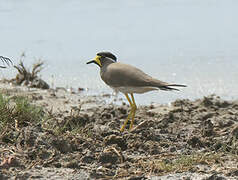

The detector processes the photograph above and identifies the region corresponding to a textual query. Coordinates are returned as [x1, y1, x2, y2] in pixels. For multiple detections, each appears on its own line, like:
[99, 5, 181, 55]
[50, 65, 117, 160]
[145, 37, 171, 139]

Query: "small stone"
[98, 151, 118, 164]
[169, 146, 176, 152]
[104, 135, 127, 150]
[205, 173, 226, 180]
[187, 136, 203, 148]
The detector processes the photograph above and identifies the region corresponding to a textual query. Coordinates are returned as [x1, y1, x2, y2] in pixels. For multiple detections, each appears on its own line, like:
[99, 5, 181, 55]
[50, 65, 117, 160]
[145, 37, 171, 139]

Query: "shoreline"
[0, 82, 237, 179]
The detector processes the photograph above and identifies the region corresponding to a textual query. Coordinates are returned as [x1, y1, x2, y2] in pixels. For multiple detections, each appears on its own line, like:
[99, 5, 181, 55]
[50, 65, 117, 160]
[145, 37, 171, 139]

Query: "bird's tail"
[159, 84, 187, 91]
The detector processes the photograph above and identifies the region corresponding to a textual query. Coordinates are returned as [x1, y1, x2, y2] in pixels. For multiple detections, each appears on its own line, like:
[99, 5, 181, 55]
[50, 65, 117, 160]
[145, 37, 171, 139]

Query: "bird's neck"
[100, 60, 114, 76]
[101, 58, 114, 68]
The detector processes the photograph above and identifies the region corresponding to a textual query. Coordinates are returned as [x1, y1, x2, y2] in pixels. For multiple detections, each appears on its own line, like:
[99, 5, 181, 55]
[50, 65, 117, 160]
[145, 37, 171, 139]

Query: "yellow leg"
[120, 93, 133, 132]
[129, 93, 137, 130]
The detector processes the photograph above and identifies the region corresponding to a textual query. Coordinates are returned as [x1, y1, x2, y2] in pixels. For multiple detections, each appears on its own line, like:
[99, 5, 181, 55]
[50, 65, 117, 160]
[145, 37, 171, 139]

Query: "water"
[0, 0, 238, 104]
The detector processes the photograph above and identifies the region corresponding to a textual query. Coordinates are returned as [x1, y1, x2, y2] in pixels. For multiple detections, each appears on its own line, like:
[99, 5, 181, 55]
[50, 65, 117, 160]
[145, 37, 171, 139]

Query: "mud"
[0, 83, 237, 179]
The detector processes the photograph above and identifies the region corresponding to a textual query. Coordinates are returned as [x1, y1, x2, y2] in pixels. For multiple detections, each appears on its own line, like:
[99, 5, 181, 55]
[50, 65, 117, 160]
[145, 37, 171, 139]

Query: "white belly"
[112, 86, 158, 94]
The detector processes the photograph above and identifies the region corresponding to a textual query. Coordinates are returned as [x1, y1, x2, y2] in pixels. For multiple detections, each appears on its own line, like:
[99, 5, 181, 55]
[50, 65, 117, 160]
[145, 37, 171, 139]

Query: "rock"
[202, 120, 214, 137]
[81, 151, 95, 164]
[187, 136, 203, 148]
[98, 148, 119, 164]
[169, 146, 177, 152]
[104, 134, 127, 150]
[30, 77, 49, 89]
[204, 173, 227, 180]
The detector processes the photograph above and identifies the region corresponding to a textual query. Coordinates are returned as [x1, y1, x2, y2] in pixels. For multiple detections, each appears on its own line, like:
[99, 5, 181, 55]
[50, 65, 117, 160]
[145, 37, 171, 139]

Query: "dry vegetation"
[0, 88, 237, 179]
[2, 54, 49, 89]
[0, 93, 45, 141]
[0, 56, 12, 68]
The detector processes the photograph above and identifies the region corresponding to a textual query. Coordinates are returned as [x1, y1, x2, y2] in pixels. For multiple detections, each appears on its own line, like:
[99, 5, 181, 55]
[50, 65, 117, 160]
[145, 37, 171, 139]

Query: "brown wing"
[101, 62, 186, 91]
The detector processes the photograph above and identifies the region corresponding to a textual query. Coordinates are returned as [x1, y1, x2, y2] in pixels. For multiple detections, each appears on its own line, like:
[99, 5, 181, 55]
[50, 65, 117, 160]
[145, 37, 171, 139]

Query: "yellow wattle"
[94, 55, 102, 67]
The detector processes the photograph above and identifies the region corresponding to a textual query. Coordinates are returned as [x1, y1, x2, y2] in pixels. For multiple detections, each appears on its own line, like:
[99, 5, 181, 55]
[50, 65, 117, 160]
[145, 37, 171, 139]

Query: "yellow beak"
[86, 55, 102, 67]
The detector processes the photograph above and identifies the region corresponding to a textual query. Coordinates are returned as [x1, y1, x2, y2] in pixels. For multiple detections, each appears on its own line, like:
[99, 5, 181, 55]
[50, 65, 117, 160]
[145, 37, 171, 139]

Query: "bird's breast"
[112, 86, 158, 94]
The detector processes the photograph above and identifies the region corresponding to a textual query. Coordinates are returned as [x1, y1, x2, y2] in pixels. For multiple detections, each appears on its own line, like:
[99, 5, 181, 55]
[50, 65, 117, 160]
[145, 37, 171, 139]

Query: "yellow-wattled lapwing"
[87, 52, 186, 132]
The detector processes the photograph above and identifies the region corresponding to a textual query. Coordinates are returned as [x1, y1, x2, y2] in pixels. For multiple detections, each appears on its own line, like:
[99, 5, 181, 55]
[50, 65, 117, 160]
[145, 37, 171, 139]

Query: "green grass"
[14, 96, 44, 124]
[0, 91, 90, 143]
[0, 93, 45, 134]
[0, 93, 12, 130]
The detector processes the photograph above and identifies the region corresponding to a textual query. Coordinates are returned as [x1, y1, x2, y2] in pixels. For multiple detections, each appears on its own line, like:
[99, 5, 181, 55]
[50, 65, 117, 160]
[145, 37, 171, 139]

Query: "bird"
[86, 52, 186, 132]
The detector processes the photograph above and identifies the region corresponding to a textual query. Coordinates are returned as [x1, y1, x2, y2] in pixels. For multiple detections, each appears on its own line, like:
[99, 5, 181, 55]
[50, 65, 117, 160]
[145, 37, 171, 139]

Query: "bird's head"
[86, 52, 117, 67]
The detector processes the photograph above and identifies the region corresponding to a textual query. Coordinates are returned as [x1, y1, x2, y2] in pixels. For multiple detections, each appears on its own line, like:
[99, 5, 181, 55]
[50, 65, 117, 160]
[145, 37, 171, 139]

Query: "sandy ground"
[0, 83, 238, 180]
